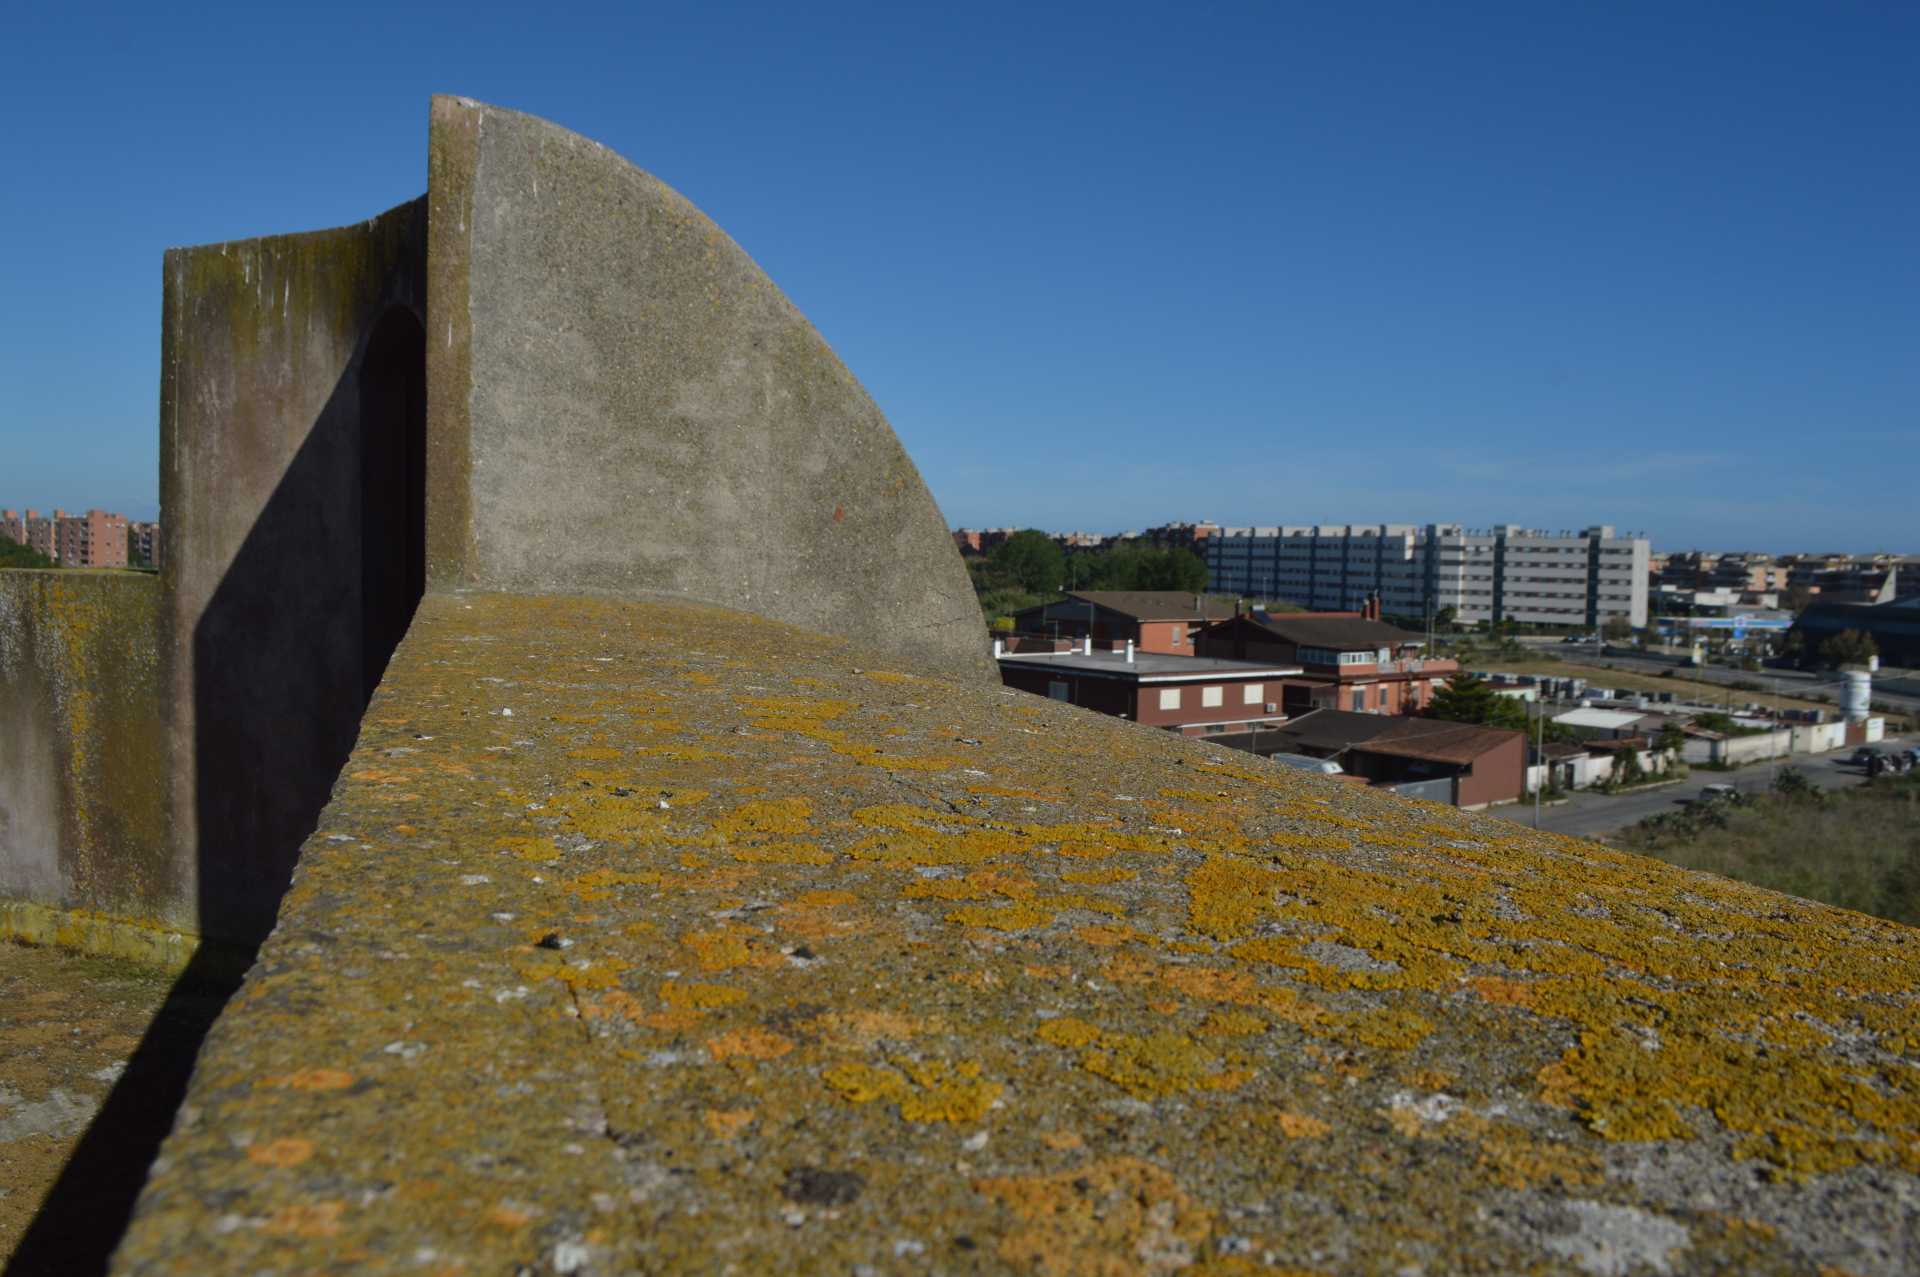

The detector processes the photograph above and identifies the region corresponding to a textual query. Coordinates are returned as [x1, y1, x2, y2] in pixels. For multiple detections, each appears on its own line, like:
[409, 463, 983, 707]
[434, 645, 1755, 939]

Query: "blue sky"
[1, 2, 1913, 551]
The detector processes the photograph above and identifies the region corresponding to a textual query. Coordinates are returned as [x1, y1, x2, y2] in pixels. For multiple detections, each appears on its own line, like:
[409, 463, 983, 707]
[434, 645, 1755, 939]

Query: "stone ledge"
[110, 592, 1920, 1275]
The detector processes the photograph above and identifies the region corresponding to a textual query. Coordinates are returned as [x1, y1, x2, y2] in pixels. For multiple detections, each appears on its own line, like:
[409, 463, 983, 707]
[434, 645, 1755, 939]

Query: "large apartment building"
[1205, 523, 1649, 629]
[1, 507, 141, 568]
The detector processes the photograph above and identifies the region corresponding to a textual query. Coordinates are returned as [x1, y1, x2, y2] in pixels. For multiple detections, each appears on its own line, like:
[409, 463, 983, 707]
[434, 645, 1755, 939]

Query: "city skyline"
[2, 3, 1914, 551]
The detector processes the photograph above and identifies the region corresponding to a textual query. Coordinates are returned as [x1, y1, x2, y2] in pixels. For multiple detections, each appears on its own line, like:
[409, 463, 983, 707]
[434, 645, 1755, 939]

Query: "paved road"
[1479, 641, 1920, 715]
[1493, 736, 1913, 840]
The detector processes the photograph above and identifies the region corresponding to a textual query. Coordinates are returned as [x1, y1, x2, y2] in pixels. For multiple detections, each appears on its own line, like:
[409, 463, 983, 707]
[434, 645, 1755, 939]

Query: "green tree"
[987, 530, 1066, 596]
[1425, 674, 1528, 731]
[1818, 628, 1878, 669]
[1432, 605, 1456, 632]
[1782, 584, 1815, 615]
[1656, 720, 1686, 758]
[1601, 615, 1634, 642]
[0, 539, 54, 569]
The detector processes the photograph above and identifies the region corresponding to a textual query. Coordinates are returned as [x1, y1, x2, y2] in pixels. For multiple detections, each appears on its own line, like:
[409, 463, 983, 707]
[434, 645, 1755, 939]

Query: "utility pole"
[1533, 698, 1545, 829]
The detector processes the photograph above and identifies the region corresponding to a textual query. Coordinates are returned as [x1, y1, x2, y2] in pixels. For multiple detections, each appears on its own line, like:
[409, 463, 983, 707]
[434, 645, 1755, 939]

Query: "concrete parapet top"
[115, 594, 1920, 1274]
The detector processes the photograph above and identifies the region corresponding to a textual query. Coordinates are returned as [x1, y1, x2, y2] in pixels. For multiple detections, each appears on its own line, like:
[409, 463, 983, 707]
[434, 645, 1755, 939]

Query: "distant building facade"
[1, 506, 148, 567]
[1205, 523, 1649, 628]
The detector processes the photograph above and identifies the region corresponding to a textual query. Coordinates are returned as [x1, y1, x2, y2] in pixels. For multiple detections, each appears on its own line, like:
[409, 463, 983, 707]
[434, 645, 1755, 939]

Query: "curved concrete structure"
[426, 97, 989, 680]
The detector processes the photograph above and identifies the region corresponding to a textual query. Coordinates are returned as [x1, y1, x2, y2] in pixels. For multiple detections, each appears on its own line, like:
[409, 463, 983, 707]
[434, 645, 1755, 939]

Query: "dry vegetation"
[1619, 772, 1920, 927]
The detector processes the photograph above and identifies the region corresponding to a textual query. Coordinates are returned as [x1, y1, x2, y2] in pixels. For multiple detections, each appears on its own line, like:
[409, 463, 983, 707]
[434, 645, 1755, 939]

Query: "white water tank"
[1841, 669, 1871, 722]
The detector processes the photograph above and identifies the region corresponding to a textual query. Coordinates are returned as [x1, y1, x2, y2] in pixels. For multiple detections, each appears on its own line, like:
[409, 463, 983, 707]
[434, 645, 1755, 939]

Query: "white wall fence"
[1532, 716, 1883, 794]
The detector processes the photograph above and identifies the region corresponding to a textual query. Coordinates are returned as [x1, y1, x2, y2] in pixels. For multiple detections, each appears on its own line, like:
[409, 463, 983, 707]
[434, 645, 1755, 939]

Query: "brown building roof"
[1062, 590, 1238, 621]
[1268, 709, 1521, 765]
[1240, 613, 1425, 650]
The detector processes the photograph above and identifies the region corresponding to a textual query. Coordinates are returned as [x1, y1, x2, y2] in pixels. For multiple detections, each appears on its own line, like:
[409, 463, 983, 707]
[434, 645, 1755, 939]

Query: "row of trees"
[0, 539, 54, 569]
[969, 530, 1209, 626]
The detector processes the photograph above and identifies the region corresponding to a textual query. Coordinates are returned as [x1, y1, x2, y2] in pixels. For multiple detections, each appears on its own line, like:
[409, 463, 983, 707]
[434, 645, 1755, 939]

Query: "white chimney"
[992, 639, 1004, 659]
[1082, 636, 1093, 656]
[1126, 640, 1135, 663]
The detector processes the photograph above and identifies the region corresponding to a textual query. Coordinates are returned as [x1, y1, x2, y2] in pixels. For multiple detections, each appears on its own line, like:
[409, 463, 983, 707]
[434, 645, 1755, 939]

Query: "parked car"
[1696, 783, 1741, 805]
[1849, 747, 1884, 766]
[1268, 753, 1345, 776]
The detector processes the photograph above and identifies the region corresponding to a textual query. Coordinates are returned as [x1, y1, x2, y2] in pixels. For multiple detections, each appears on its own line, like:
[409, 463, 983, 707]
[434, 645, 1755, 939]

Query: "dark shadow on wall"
[194, 302, 427, 945]
[5, 305, 427, 1276]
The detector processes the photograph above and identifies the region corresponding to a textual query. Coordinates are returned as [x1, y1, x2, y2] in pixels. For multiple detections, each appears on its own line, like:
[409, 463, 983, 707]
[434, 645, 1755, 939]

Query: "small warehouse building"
[1219, 709, 1526, 809]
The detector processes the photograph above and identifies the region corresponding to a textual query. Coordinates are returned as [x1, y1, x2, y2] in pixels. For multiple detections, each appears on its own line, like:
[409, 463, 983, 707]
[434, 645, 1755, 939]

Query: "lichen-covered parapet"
[424, 97, 991, 681]
[112, 594, 1920, 1275]
[0, 571, 172, 928]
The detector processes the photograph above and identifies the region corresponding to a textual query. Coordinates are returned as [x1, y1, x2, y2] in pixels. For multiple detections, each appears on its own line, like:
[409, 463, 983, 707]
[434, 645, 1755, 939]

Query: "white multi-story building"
[1205, 524, 1649, 629]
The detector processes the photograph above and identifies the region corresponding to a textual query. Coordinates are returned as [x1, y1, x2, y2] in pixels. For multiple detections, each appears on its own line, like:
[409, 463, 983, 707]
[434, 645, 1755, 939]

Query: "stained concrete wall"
[424, 96, 991, 680]
[160, 200, 428, 944]
[0, 572, 172, 928]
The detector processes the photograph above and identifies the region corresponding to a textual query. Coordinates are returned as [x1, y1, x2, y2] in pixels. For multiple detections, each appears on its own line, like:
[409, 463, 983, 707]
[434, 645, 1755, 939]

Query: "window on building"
[1158, 688, 1181, 711]
[1048, 681, 1070, 702]
[1202, 686, 1224, 708]
[1242, 683, 1262, 705]
[1351, 689, 1365, 712]
[1171, 625, 1183, 646]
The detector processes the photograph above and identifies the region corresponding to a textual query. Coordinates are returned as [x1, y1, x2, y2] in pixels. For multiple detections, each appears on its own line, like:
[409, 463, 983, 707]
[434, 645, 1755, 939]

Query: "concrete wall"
[0, 572, 172, 927]
[424, 97, 990, 680]
[160, 201, 428, 944]
[1792, 721, 1848, 755]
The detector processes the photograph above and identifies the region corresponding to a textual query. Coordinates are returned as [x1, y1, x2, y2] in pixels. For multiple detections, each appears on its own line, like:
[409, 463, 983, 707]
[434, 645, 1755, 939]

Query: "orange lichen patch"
[821, 1058, 1003, 1123]
[682, 924, 771, 971]
[483, 1203, 536, 1230]
[714, 797, 812, 838]
[549, 713, 601, 725]
[1194, 1010, 1266, 1039]
[863, 670, 922, 684]
[258, 1068, 354, 1092]
[730, 842, 833, 865]
[975, 1157, 1212, 1277]
[1473, 1124, 1601, 1189]
[948, 902, 1057, 932]
[805, 1009, 925, 1047]
[775, 890, 864, 940]
[906, 878, 991, 901]
[1061, 867, 1137, 885]
[246, 1137, 315, 1167]
[1269, 1112, 1332, 1139]
[581, 990, 656, 1025]
[1335, 1007, 1434, 1052]
[1184, 856, 1281, 941]
[262, 1200, 345, 1238]
[1471, 976, 1538, 1008]
[706, 1026, 795, 1062]
[566, 746, 622, 760]
[494, 834, 562, 861]
[1037, 1017, 1251, 1100]
[703, 1107, 755, 1138]
[660, 981, 748, 1011]
[1041, 1130, 1085, 1151]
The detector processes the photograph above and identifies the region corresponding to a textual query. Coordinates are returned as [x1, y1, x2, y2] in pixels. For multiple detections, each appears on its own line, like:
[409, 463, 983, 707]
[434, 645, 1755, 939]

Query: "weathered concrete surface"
[113, 594, 1920, 1275]
[0, 572, 171, 928]
[425, 98, 990, 681]
[161, 200, 427, 944]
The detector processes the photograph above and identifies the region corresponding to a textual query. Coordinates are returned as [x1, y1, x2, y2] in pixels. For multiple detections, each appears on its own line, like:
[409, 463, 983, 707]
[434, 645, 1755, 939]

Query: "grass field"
[1618, 772, 1920, 927]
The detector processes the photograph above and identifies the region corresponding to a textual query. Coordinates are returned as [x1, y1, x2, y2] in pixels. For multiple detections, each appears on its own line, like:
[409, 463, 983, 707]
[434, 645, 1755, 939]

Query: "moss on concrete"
[0, 571, 174, 929]
[110, 594, 1920, 1275]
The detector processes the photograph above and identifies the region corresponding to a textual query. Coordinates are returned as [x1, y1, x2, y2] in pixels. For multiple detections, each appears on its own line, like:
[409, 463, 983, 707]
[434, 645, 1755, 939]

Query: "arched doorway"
[359, 306, 426, 702]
